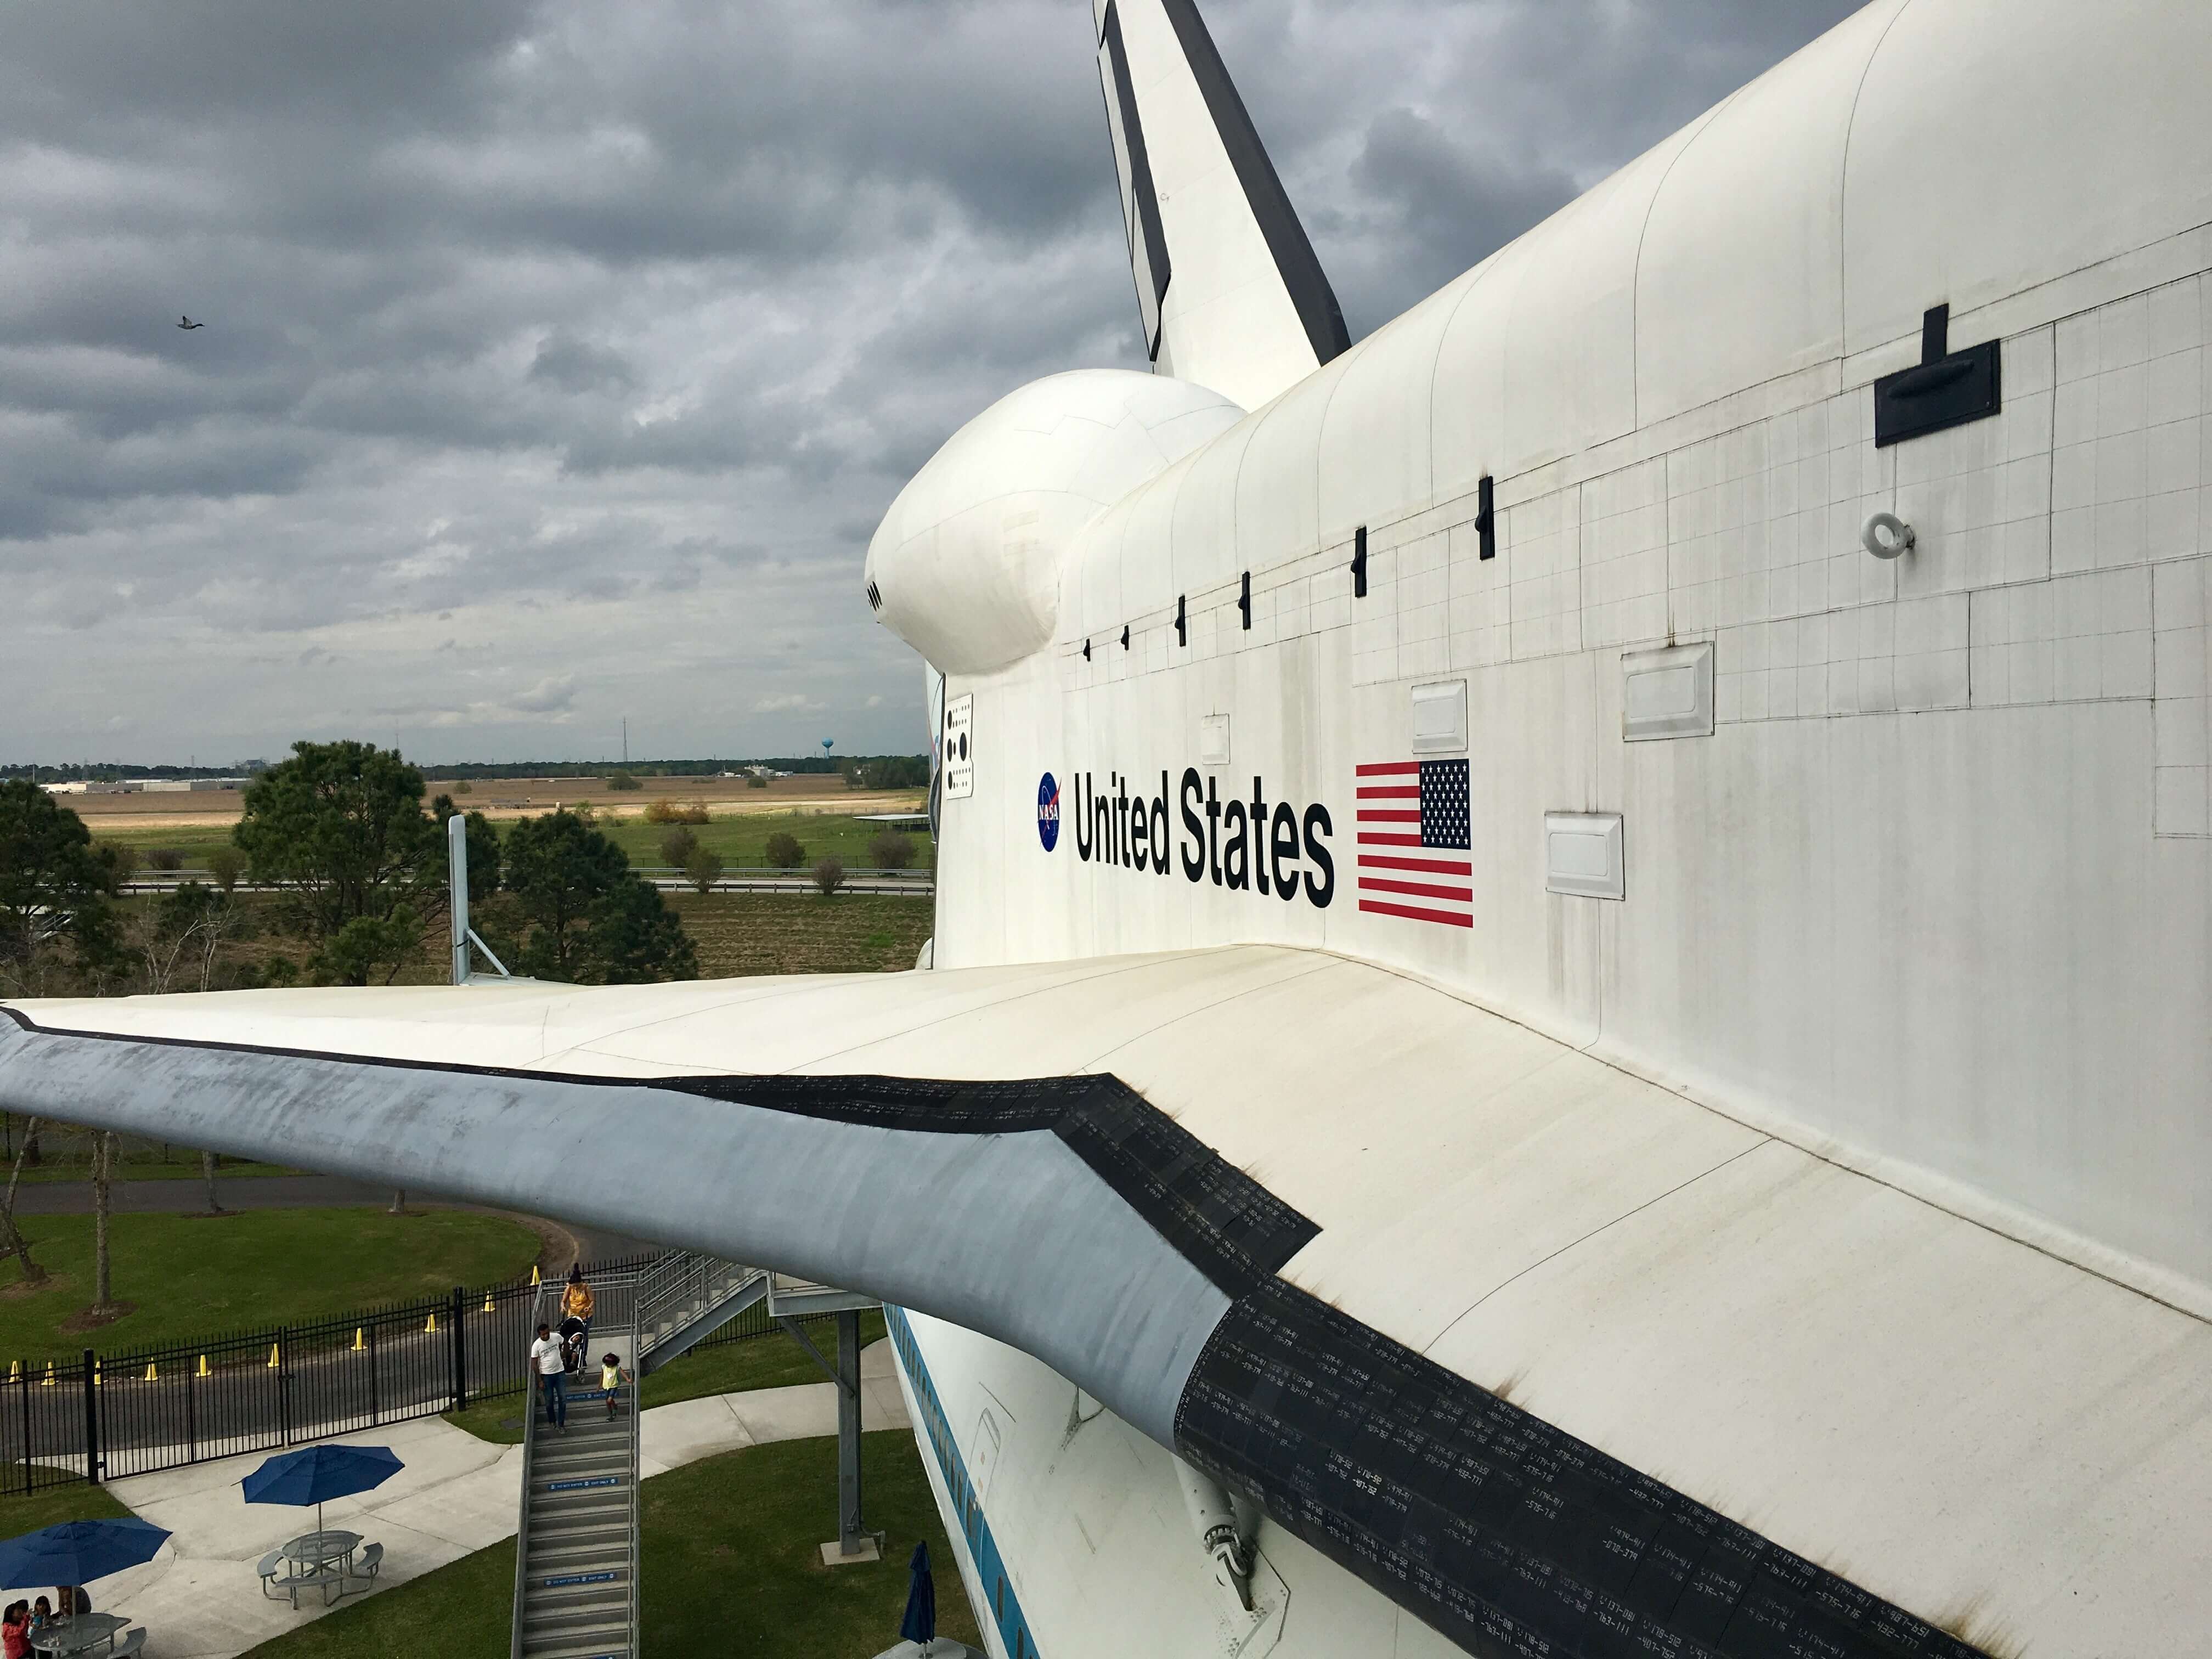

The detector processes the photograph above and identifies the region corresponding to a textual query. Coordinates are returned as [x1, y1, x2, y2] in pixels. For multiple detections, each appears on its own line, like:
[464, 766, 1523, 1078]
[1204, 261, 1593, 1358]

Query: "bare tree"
[1, 1115, 48, 1283]
[811, 856, 846, 897]
[200, 1148, 223, 1215]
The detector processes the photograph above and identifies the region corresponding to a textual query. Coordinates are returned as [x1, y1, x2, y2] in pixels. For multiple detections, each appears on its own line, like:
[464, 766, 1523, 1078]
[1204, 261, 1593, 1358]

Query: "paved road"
[13, 1173, 658, 1263]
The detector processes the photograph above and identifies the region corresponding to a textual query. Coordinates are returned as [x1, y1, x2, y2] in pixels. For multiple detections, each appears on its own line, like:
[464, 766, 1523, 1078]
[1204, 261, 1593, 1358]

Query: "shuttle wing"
[4, 951, 2203, 1653]
[1092, 0, 1348, 409]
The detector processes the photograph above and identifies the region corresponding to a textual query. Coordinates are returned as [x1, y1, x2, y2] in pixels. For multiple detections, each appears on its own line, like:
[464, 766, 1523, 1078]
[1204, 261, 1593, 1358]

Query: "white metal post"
[448, 814, 471, 986]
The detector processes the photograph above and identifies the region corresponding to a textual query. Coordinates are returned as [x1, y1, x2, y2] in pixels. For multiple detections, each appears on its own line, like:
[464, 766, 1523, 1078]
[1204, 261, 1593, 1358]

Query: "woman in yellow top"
[560, 1265, 594, 1371]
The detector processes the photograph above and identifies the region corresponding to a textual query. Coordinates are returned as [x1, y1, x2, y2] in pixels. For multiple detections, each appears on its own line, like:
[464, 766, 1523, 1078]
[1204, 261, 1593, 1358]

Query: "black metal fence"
[2, 1251, 782, 1496]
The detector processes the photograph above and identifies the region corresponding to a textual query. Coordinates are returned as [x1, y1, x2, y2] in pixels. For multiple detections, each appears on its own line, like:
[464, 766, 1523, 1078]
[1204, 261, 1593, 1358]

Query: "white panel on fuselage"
[1630, 1, 1898, 427]
[1843, 0, 2212, 357]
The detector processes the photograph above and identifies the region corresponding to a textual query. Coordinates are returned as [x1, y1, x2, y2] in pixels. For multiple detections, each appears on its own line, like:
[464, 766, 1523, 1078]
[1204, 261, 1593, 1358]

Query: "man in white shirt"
[530, 1321, 568, 1430]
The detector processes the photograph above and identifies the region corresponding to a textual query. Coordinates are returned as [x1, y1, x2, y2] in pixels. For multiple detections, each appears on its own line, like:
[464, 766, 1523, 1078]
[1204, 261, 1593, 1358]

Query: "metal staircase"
[633, 1252, 769, 1373]
[509, 1252, 769, 1659]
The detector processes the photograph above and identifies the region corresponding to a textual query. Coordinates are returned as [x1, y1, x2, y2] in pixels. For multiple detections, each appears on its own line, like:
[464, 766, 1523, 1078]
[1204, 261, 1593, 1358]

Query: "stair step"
[535, 1451, 630, 1479]
[524, 1590, 630, 1625]
[528, 1514, 628, 1547]
[521, 1629, 630, 1659]
[515, 1610, 624, 1654]
[527, 1543, 630, 1576]
[520, 1643, 628, 1659]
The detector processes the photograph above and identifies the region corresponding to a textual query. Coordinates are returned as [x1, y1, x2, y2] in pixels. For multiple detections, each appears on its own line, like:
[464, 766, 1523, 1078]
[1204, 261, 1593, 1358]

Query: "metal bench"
[279, 1566, 346, 1610]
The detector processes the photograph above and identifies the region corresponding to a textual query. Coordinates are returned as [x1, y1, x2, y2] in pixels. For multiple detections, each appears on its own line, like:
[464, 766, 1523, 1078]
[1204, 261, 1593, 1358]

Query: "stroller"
[558, 1315, 589, 1375]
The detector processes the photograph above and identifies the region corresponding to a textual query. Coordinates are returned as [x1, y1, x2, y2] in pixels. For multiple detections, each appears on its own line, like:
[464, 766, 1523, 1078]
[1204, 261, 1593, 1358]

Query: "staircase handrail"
[509, 1278, 554, 1659]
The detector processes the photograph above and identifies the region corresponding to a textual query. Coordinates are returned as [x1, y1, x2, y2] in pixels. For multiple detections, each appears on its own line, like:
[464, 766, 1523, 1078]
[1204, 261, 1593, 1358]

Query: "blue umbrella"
[899, 1540, 936, 1645]
[0, 1519, 171, 1590]
[242, 1444, 404, 1539]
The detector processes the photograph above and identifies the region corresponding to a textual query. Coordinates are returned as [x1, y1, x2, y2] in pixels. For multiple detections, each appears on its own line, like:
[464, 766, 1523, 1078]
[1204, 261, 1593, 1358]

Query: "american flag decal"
[1355, 758, 1472, 928]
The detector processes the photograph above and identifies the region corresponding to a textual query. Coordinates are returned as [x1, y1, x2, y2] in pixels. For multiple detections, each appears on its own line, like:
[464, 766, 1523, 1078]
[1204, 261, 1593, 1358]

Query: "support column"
[821, 1308, 882, 1565]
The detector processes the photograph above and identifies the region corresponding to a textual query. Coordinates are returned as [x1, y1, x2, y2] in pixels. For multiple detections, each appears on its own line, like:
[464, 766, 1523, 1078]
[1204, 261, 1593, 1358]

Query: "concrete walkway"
[86, 1341, 910, 1659]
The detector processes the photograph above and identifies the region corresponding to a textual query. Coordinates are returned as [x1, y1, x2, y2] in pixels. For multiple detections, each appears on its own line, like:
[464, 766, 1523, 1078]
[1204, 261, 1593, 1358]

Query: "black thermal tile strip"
[668, 1070, 1319, 1293]
[1175, 1278, 1989, 1659]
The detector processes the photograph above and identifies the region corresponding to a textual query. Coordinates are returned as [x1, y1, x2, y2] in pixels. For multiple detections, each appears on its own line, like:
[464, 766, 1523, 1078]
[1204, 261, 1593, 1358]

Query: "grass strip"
[241, 1432, 979, 1659]
[1, 1210, 541, 1365]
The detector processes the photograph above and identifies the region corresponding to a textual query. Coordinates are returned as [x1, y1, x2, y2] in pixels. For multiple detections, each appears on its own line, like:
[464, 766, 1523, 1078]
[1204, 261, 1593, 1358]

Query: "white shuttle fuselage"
[7, 3, 2212, 1656]
[864, 0, 2212, 1653]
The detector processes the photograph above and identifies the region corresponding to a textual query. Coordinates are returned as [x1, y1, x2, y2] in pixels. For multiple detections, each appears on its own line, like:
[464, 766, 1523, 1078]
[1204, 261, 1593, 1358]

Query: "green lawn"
[582, 809, 928, 871]
[443, 1313, 889, 1445]
[0, 1479, 134, 1541]
[1, 1210, 541, 1366]
[242, 1433, 978, 1659]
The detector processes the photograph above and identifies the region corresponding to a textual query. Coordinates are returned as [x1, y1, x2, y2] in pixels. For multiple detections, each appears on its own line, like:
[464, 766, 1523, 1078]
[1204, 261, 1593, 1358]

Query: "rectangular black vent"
[1876, 303, 2001, 448]
[1176, 594, 1187, 646]
[1475, 476, 1496, 561]
[1238, 571, 1251, 631]
[865, 580, 883, 612]
[1351, 526, 1367, 599]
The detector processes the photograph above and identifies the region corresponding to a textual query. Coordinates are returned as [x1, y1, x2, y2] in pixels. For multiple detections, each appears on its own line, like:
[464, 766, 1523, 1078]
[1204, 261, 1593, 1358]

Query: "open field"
[1, 1210, 542, 1365]
[94, 885, 930, 987]
[668, 893, 930, 978]
[243, 1432, 978, 1659]
[84, 798, 928, 875]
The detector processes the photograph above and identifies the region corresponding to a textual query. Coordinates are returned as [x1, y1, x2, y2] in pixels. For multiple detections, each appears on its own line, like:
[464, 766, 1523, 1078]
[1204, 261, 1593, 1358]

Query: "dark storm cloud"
[0, 0, 1866, 764]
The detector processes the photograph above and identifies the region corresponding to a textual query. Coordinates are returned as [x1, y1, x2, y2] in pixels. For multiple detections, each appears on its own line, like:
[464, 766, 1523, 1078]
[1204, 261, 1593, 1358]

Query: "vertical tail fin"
[1093, 0, 1350, 410]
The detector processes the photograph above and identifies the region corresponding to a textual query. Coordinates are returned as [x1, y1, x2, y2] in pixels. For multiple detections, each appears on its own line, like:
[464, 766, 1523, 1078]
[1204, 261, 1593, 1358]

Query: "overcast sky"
[0, 0, 1863, 768]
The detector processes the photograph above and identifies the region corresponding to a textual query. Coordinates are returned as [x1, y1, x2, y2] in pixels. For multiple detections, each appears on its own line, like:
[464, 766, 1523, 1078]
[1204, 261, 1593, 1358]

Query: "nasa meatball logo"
[1037, 773, 1061, 852]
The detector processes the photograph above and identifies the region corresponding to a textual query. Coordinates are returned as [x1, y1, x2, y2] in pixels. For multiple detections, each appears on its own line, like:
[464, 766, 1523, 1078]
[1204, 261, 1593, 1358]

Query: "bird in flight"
[177, 315, 203, 330]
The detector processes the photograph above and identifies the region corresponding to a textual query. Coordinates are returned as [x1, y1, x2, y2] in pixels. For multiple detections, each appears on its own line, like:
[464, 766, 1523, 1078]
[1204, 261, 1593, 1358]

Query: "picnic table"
[280, 1530, 363, 1576]
[29, 1613, 129, 1659]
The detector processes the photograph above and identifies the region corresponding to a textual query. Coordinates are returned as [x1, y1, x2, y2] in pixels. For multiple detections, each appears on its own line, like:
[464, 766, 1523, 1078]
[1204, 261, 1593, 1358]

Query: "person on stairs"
[561, 1265, 595, 1372]
[599, 1352, 633, 1420]
[531, 1321, 568, 1431]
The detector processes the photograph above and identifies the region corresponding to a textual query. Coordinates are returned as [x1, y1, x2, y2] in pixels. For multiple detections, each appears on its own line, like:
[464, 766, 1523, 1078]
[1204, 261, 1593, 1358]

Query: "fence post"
[368, 1319, 380, 1426]
[278, 1327, 291, 1446]
[81, 1348, 99, 1486]
[17, 1374, 31, 1496]
[449, 1286, 466, 1414]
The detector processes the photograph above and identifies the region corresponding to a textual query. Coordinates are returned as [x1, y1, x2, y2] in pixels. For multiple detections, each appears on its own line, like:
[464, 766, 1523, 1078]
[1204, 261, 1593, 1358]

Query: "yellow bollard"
[92, 1364, 102, 1388]
[268, 1342, 281, 1369]
[144, 1362, 157, 1381]
[424, 1311, 438, 1334]
[530, 1264, 541, 1286]
[7, 1360, 16, 1381]
[42, 1362, 57, 1387]
[483, 1293, 495, 1314]
[353, 1328, 365, 1352]
[197, 1355, 210, 1379]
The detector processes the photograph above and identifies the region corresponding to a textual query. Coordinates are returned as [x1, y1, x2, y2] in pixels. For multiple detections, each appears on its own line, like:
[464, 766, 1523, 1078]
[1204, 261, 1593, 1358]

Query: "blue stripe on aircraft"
[886, 1306, 1042, 1659]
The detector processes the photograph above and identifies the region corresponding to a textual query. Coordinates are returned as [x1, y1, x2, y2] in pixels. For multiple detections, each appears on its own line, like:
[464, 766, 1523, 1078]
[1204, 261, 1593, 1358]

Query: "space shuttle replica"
[11, 1, 2212, 1652]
